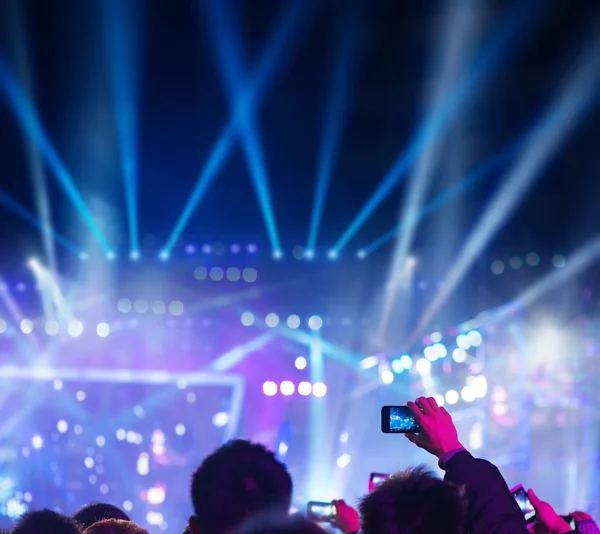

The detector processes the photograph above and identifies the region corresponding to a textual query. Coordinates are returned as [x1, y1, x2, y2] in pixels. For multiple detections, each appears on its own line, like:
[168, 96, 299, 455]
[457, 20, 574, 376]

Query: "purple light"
[298, 381, 312, 396]
[280, 381, 295, 396]
[263, 381, 278, 396]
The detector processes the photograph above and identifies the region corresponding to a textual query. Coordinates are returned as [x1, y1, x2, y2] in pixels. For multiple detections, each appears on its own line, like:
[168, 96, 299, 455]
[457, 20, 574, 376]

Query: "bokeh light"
[241, 312, 255, 326]
[280, 381, 295, 396]
[286, 315, 301, 329]
[312, 382, 327, 397]
[298, 382, 312, 396]
[265, 313, 279, 328]
[263, 381, 278, 396]
[308, 315, 323, 331]
[445, 390, 459, 405]
[295, 356, 307, 370]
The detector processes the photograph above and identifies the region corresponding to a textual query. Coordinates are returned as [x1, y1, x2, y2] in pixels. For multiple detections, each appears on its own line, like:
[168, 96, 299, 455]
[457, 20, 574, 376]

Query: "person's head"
[83, 519, 148, 534]
[359, 465, 467, 534]
[12, 509, 83, 534]
[190, 439, 293, 534]
[73, 503, 130, 530]
[238, 514, 326, 534]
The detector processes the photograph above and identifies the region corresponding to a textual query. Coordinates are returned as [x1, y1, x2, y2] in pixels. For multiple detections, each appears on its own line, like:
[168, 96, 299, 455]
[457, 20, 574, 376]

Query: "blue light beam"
[332, 3, 534, 253]
[306, 1, 363, 254]
[101, 0, 144, 256]
[0, 55, 112, 253]
[162, 0, 310, 254]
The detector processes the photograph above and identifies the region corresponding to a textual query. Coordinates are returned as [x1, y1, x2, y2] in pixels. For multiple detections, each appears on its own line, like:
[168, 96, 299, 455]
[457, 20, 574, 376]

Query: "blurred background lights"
[0, 318, 6, 334]
[294, 356, 307, 370]
[76, 390, 86, 402]
[57, 420, 68, 433]
[45, 320, 59, 335]
[433, 394, 445, 407]
[123, 501, 133, 512]
[432, 343, 447, 358]
[241, 312, 255, 326]
[308, 315, 323, 331]
[286, 315, 301, 329]
[146, 512, 164, 526]
[399, 354, 413, 369]
[242, 268, 258, 282]
[137, 453, 150, 476]
[272, 249, 283, 260]
[194, 266, 208, 280]
[472, 375, 488, 398]
[526, 252, 540, 266]
[117, 299, 132, 313]
[84, 457, 95, 469]
[97, 322, 110, 338]
[31, 435, 43, 449]
[68, 320, 84, 338]
[298, 381, 312, 396]
[552, 254, 566, 268]
[424, 346, 437, 361]
[20, 319, 33, 334]
[74, 424, 83, 435]
[134, 299, 148, 313]
[152, 301, 166, 314]
[380, 369, 394, 384]
[430, 332, 442, 343]
[360, 355, 379, 369]
[175, 424, 186, 436]
[461, 385, 476, 403]
[169, 301, 184, 315]
[147, 486, 166, 505]
[96, 436, 106, 447]
[312, 382, 327, 397]
[456, 334, 470, 350]
[53, 379, 63, 391]
[226, 267, 241, 281]
[265, 313, 280, 328]
[391, 358, 404, 373]
[416, 358, 431, 375]
[212, 412, 229, 427]
[336, 453, 351, 468]
[263, 381, 278, 396]
[467, 330, 482, 347]
[445, 390, 459, 405]
[280, 381, 295, 396]
[452, 348, 467, 363]
[116, 429, 126, 441]
[491, 260, 505, 275]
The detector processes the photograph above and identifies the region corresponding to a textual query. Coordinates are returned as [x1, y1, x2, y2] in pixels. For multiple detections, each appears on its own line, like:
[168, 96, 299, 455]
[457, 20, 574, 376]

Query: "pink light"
[298, 381, 312, 396]
[280, 381, 295, 396]
[263, 381, 278, 396]
[312, 382, 327, 398]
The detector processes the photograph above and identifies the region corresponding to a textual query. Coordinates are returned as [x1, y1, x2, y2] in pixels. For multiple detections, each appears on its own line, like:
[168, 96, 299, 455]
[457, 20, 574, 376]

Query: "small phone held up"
[381, 406, 420, 433]
[369, 472, 390, 492]
[307, 501, 336, 523]
[511, 485, 536, 524]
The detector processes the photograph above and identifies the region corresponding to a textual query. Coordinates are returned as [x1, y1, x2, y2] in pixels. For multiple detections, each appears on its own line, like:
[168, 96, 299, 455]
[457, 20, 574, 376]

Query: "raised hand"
[527, 489, 572, 534]
[331, 499, 360, 534]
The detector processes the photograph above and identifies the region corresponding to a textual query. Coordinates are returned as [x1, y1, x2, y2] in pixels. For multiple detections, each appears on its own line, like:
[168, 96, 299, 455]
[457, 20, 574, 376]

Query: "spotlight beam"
[0, 55, 112, 253]
[331, 4, 533, 253]
[412, 33, 600, 340]
[163, 0, 311, 254]
[306, 1, 363, 253]
[101, 0, 145, 256]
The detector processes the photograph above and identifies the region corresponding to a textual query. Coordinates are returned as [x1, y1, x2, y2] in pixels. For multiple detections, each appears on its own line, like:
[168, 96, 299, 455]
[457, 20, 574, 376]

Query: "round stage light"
[461, 386, 476, 403]
[106, 251, 117, 261]
[452, 348, 467, 363]
[432, 343, 447, 358]
[391, 359, 404, 374]
[57, 420, 68, 433]
[130, 251, 140, 261]
[169, 301, 184, 316]
[97, 323, 110, 338]
[356, 249, 366, 259]
[467, 330, 483, 347]
[298, 381, 312, 396]
[526, 252, 540, 266]
[308, 315, 323, 331]
[20, 319, 33, 335]
[424, 346, 437, 361]
[212, 412, 229, 427]
[265, 313, 279, 328]
[416, 358, 431, 375]
[123, 501, 133, 512]
[280, 381, 295, 396]
[263, 381, 278, 396]
[201, 244, 212, 254]
[456, 334, 470, 350]
[152, 301, 166, 315]
[241, 312, 255, 326]
[134, 299, 149, 313]
[226, 267, 241, 281]
[175, 424, 186, 436]
[312, 382, 327, 397]
[399, 354, 413, 369]
[491, 260, 505, 275]
[242, 268, 258, 282]
[472, 375, 488, 398]
[552, 254, 566, 268]
[509, 256, 523, 270]
[327, 250, 338, 260]
[246, 244, 257, 254]
[45, 320, 59, 336]
[76, 390, 86, 402]
[210, 267, 224, 281]
[68, 320, 84, 338]
[380, 370, 394, 384]
[117, 298, 132, 313]
[31, 435, 43, 449]
[194, 266, 208, 280]
[79, 252, 89, 261]
[295, 356, 307, 370]
[445, 390, 459, 405]
[430, 332, 442, 343]
[304, 249, 315, 260]
[287, 315, 301, 329]
[272, 250, 283, 260]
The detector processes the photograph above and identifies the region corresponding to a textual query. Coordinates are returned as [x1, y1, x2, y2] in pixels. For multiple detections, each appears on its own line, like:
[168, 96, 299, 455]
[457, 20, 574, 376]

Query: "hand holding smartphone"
[381, 406, 420, 433]
[511, 484, 536, 523]
[369, 472, 389, 492]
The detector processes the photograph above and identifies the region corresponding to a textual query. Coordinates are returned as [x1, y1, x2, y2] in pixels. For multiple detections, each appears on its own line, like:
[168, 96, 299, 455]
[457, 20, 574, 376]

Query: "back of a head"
[190, 439, 293, 534]
[359, 465, 466, 534]
[238, 514, 326, 534]
[74, 503, 130, 530]
[12, 509, 82, 534]
[83, 520, 148, 534]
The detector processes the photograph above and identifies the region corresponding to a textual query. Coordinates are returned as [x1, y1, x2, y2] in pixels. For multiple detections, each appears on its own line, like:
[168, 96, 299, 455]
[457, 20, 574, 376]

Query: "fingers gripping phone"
[369, 473, 389, 492]
[511, 485, 536, 523]
[307, 501, 336, 523]
[381, 406, 420, 433]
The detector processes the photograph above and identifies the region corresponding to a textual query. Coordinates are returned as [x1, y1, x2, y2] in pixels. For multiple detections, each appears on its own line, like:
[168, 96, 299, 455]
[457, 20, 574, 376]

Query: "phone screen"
[307, 501, 335, 523]
[381, 406, 419, 433]
[511, 486, 536, 523]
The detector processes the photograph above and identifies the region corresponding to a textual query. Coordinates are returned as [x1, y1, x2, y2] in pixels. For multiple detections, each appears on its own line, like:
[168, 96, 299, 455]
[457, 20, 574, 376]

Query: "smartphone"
[561, 516, 577, 530]
[369, 472, 389, 492]
[511, 485, 536, 523]
[307, 501, 336, 523]
[381, 406, 419, 433]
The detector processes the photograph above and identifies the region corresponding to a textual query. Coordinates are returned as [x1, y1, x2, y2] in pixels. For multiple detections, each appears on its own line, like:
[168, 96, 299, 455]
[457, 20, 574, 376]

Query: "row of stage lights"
[490, 252, 566, 275]
[241, 312, 324, 330]
[262, 380, 327, 397]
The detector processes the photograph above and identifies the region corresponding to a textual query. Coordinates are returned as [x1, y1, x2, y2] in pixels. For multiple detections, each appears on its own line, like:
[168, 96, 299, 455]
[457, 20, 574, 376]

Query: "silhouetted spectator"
[189, 439, 292, 534]
[74, 503, 130, 530]
[12, 509, 82, 534]
[84, 519, 148, 534]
